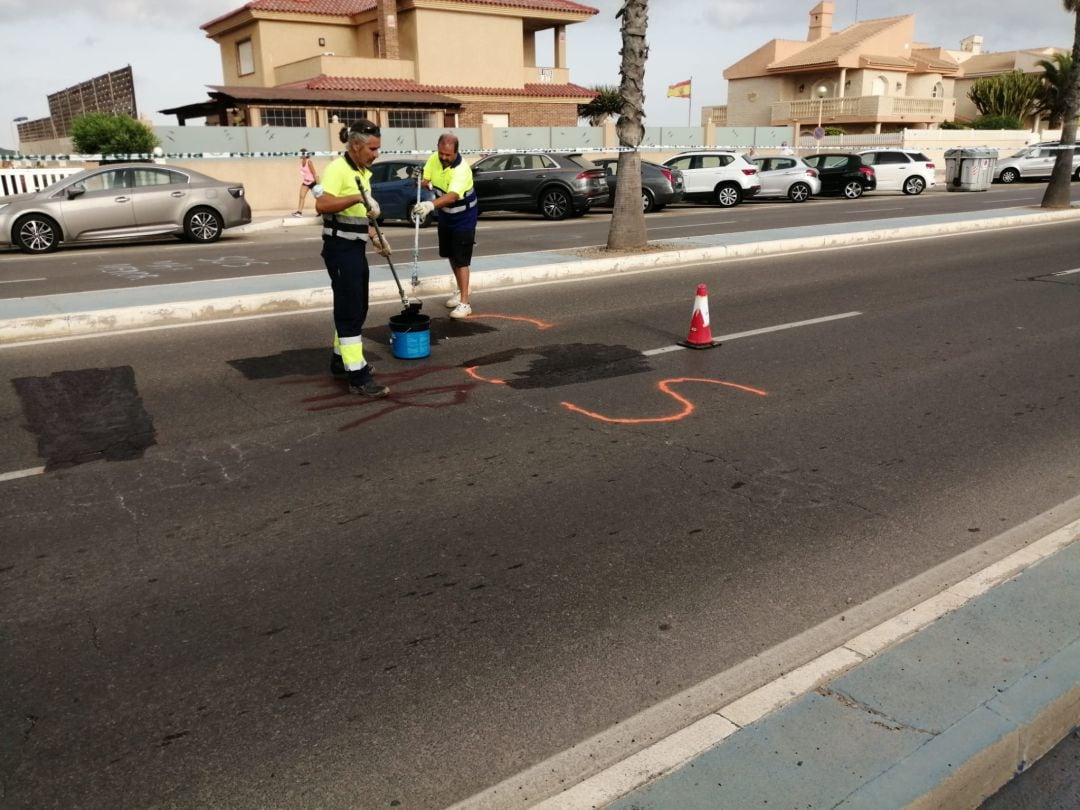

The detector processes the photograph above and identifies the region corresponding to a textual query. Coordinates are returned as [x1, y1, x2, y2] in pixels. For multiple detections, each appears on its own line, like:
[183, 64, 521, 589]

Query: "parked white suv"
[994, 143, 1080, 183]
[662, 151, 760, 207]
[856, 149, 936, 195]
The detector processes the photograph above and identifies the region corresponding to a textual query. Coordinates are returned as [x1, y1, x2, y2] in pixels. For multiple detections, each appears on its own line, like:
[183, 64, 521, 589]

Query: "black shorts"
[437, 225, 476, 269]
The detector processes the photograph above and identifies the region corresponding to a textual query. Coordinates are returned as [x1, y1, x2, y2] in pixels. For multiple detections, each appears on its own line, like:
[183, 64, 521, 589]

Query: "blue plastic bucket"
[389, 313, 431, 359]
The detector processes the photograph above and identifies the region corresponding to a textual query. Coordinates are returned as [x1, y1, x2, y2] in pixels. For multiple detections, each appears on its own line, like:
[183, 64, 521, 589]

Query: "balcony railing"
[772, 95, 955, 125]
[523, 66, 569, 84]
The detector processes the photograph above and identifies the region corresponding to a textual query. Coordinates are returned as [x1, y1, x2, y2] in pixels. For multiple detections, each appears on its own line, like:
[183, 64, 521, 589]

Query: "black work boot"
[330, 354, 346, 376]
[348, 378, 390, 398]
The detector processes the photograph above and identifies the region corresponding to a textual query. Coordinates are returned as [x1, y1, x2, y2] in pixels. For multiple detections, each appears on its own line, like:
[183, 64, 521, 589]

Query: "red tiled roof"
[308, 75, 597, 97]
[203, 0, 597, 29]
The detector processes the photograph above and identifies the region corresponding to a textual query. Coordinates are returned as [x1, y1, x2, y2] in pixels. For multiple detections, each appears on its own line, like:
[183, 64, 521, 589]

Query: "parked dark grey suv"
[469, 152, 608, 220]
[592, 158, 685, 212]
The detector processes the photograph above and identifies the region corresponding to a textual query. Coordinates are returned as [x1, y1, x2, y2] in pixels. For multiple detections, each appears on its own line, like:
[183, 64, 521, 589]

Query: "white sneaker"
[448, 302, 472, 319]
[445, 290, 461, 308]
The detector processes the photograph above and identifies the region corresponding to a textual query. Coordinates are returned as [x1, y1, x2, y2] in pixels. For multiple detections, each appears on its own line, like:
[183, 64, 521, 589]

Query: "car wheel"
[788, 182, 811, 202]
[14, 214, 61, 254]
[1072, 167, 1080, 182]
[842, 181, 864, 199]
[183, 207, 224, 243]
[999, 168, 1019, 184]
[902, 176, 926, 195]
[642, 190, 655, 213]
[539, 187, 572, 220]
[714, 183, 742, 207]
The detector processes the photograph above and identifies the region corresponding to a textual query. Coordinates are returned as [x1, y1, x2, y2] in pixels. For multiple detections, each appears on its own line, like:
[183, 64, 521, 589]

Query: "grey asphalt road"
[0, 181, 1071, 298]
[2, 221, 1080, 808]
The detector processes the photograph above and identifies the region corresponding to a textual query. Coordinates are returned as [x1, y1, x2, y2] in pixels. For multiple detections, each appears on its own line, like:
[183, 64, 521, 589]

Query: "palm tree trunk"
[607, 0, 649, 250]
[1041, 8, 1080, 207]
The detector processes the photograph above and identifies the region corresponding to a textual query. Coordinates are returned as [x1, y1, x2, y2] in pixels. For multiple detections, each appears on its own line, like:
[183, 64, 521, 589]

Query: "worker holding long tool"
[315, 119, 392, 398]
[412, 133, 478, 319]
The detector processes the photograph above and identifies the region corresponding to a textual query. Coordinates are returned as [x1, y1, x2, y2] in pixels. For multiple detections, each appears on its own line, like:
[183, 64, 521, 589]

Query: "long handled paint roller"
[357, 183, 423, 318]
[411, 165, 422, 290]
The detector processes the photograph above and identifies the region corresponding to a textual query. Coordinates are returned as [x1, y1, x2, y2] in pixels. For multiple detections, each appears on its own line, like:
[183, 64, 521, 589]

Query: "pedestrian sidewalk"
[3, 205, 1080, 346]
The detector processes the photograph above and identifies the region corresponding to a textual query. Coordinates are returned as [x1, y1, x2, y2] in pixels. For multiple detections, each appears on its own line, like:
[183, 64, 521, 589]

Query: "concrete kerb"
[4, 207, 1080, 345]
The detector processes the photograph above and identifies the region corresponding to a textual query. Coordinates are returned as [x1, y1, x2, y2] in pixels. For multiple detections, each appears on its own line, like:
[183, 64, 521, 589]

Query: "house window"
[237, 39, 255, 76]
[260, 107, 308, 127]
[387, 109, 435, 128]
[932, 82, 944, 99]
[482, 113, 510, 127]
[326, 108, 367, 125]
[872, 75, 888, 96]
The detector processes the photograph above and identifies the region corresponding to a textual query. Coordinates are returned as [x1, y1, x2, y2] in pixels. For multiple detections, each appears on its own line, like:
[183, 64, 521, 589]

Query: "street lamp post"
[815, 85, 828, 151]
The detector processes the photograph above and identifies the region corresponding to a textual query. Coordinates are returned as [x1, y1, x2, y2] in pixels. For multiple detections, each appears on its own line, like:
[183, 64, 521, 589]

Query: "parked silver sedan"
[750, 156, 822, 202]
[0, 163, 251, 254]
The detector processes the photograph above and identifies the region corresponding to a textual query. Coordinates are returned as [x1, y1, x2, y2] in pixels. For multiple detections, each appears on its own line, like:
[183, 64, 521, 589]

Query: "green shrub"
[970, 114, 1022, 130]
[71, 112, 159, 155]
[940, 120, 970, 130]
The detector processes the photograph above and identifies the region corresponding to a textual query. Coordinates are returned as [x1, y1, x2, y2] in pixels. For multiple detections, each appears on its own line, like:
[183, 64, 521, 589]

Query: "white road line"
[650, 221, 737, 232]
[1050, 267, 1080, 277]
[0, 278, 46, 284]
[0, 466, 46, 482]
[642, 311, 862, 355]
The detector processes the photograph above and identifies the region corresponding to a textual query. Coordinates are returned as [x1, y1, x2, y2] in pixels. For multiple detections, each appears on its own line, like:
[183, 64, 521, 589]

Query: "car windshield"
[1010, 148, 1036, 157]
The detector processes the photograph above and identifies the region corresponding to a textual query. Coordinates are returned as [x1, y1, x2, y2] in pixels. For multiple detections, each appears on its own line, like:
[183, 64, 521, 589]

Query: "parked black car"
[592, 158, 685, 212]
[369, 158, 436, 226]
[469, 152, 608, 219]
[801, 153, 877, 198]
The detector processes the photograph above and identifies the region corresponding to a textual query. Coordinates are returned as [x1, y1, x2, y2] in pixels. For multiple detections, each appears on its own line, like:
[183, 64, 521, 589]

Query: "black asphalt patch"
[463, 343, 652, 389]
[227, 347, 387, 380]
[12, 367, 156, 470]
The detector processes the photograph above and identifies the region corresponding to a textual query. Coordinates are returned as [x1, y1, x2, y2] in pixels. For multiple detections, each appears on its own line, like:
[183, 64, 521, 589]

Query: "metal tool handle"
[412, 166, 422, 289]
[357, 183, 408, 308]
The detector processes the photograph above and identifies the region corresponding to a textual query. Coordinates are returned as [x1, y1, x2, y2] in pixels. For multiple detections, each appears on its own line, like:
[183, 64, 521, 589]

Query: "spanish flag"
[667, 79, 691, 99]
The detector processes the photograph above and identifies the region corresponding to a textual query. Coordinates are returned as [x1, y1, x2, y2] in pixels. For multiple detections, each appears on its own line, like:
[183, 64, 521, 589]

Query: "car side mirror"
[66, 184, 86, 199]
[471, 167, 484, 175]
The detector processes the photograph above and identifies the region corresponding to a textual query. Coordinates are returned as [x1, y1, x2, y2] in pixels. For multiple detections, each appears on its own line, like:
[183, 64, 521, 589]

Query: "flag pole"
[688, 75, 693, 127]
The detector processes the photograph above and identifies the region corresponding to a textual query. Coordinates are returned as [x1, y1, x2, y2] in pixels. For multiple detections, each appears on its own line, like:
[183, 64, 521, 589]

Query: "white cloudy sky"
[1, 0, 1075, 147]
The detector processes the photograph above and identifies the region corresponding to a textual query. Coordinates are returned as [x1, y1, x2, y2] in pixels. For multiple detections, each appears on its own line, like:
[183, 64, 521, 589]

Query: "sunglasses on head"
[351, 122, 380, 136]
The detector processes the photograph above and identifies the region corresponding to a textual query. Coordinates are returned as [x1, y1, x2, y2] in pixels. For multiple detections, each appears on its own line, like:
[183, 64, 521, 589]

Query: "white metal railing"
[0, 167, 81, 197]
[773, 95, 951, 124]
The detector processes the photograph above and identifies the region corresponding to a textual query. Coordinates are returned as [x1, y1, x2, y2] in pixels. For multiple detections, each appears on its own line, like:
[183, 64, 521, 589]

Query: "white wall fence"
[0, 167, 82, 196]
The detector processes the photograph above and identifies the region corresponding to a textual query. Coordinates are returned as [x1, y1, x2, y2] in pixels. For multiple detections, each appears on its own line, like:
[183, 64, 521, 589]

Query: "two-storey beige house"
[716, 1, 1065, 137]
[162, 0, 599, 128]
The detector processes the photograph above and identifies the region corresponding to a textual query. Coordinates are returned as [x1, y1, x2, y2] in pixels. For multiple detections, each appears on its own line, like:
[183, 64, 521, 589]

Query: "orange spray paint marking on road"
[561, 377, 767, 424]
[466, 313, 555, 330]
[464, 366, 506, 385]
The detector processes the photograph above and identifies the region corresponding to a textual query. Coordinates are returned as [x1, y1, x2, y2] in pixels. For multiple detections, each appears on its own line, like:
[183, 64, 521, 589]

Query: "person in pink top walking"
[295, 150, 319, 217]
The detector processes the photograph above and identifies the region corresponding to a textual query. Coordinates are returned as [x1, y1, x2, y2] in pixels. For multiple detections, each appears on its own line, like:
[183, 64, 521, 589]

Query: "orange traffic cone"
[678, 284, 720, 349]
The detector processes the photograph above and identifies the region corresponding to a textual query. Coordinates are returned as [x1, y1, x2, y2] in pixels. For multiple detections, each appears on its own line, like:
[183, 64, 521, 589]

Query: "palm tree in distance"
[606, 0, 648, 251]
[1042, 1, 1080, 208]
[578, 86, 625, 126]
[1036, 52, 1073, 128]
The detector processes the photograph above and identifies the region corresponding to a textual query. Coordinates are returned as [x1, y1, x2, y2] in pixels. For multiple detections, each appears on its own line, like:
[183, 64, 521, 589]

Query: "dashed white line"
[0, 278, 46, 284]
[642, 311, 863, 355]
[0, 466, 46, 482]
